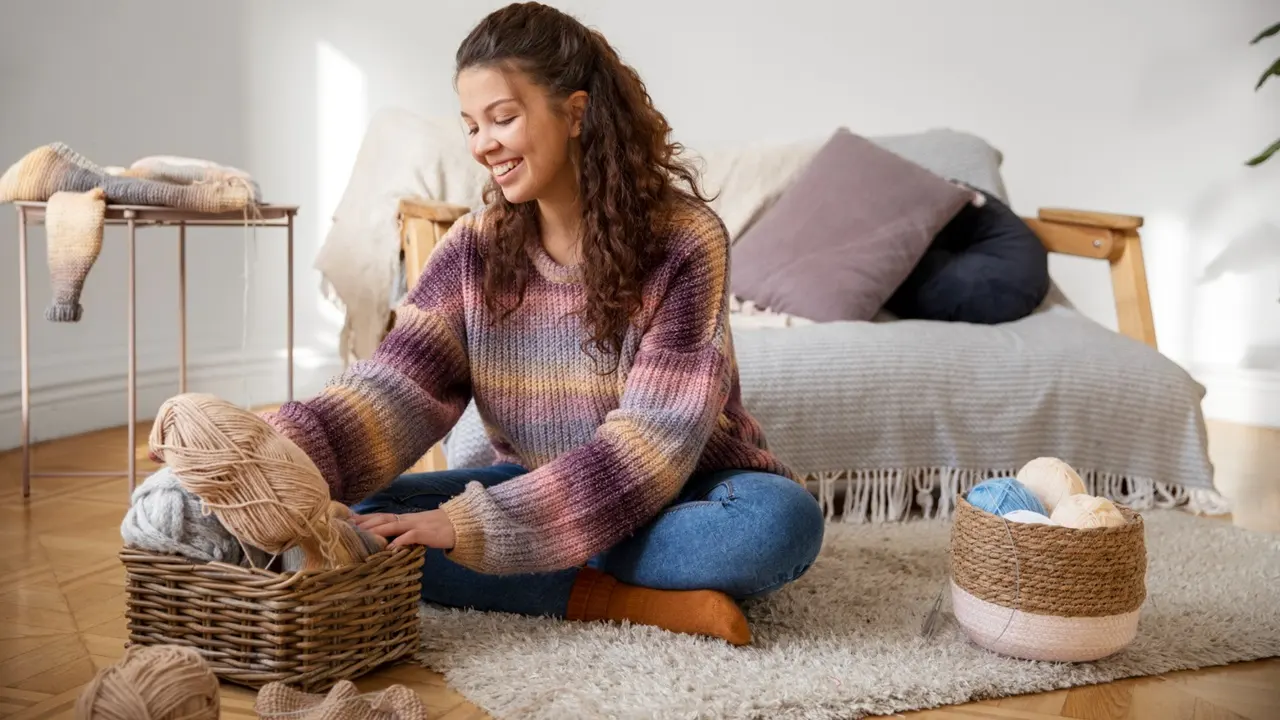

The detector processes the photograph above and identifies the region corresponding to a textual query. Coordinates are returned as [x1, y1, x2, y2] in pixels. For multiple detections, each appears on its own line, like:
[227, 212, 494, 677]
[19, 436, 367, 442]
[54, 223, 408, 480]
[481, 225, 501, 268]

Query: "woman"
[264, 1, 824, 646]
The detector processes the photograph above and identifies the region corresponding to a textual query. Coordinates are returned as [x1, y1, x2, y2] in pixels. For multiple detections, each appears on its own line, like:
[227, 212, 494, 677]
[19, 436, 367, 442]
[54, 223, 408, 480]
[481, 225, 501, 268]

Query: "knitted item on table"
[43, 188, 106, 322]
[122, 155, 262, 203]
[1, 143, 258, 324]
[0, 142, 254, 212]
[253, 679, 427, 720]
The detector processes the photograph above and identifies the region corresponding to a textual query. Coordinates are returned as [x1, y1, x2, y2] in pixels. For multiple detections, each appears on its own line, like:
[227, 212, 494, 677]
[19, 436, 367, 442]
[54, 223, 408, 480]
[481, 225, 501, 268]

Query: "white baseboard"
[0, 346, 344, 452]
[1195, 366, 1280, 429]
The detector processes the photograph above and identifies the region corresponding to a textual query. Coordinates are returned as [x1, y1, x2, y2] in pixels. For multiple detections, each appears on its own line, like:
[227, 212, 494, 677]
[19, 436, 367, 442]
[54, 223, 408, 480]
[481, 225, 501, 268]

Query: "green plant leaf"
[1246, 137, 1280, 166]
[1256, 56, 1280, 90]
[1252, 21, 1280, 44]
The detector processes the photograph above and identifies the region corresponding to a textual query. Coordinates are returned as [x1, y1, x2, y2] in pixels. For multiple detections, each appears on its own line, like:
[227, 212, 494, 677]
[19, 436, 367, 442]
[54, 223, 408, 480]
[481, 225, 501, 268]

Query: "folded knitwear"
[0, 142, 261, 322]
[254, 679, 427, 720]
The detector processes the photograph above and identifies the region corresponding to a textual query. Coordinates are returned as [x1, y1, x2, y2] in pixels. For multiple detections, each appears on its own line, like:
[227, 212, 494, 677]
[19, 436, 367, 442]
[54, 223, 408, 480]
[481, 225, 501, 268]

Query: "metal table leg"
[126, 211, 138, 494]
[287, 213, 294, 402]
[178, 221, 187, 394]
[18, 207, 31, 498]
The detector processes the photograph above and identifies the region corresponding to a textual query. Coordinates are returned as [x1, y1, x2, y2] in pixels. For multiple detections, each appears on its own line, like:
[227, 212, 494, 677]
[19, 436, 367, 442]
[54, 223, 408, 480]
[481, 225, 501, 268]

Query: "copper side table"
[13, 201, 299, 497]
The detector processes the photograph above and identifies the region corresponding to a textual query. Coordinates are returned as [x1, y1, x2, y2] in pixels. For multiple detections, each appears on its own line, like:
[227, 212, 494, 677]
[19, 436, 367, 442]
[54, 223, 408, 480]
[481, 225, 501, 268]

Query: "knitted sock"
[0, 143, 253, 212]
[44, 188, 106, 322]
[566, 567, 751, 646]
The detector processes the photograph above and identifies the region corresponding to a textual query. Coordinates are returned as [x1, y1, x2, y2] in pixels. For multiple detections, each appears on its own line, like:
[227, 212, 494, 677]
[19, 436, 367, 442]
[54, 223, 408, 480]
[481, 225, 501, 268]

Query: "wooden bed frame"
[395, 197, 1158, 472]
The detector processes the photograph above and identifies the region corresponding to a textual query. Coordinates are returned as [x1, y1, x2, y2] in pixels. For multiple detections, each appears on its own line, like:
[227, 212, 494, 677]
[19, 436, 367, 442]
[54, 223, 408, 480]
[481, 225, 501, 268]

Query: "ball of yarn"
[966, 477, 1047, 516]
[75, 644, 219, 720]
[121, 467, 244, 564]
[148, 392, 348, 570]
[1016, 456, 1086, 514]
[1002, 509, 1056, 525]
[1050, 493, 1128, 529]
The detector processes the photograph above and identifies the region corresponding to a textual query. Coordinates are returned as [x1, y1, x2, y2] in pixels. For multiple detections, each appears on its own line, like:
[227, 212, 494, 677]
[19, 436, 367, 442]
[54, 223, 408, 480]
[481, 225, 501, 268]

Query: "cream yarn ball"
[1016, 457, 1086, 514]
[1050, 493, 1127, 529]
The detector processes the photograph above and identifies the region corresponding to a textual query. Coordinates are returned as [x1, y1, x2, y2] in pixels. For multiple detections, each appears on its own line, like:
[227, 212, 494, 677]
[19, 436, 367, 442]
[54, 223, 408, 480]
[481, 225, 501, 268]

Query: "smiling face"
[458, 65, 586, 206]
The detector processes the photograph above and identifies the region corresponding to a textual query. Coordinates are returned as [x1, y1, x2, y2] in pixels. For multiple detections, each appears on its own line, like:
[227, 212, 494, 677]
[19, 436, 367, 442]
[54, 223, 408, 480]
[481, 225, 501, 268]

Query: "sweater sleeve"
[438, 213, 734, 575]
[261, 218, 476, 504]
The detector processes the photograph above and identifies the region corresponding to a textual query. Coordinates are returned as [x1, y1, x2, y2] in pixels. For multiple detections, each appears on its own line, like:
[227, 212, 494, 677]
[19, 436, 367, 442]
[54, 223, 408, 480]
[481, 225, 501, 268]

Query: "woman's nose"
[474, 129, 499, 156]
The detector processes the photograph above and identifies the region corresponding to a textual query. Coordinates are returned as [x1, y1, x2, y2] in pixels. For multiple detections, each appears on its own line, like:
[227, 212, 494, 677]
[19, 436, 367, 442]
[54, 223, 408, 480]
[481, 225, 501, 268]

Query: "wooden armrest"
[1023, 207, 1157, 350]
[1037, 207, 1143, 231]
[398, 197, 470, 223]
[1023, 218, 1115, 260]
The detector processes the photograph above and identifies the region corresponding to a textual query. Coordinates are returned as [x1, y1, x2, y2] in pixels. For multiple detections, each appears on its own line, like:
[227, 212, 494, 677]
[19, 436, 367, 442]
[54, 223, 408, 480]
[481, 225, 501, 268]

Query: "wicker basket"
[948, 495, 1147, 662]
[121, 545, 426, 692]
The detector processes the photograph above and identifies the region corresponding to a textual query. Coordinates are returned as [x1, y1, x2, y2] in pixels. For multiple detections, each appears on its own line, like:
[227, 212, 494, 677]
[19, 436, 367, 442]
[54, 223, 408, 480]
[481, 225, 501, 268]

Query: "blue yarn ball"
[966, 477, 1047, 516]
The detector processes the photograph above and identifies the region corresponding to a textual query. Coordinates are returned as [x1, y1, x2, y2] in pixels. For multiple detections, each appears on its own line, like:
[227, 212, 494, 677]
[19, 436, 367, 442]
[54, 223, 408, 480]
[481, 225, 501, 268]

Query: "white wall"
[3, 0, 1278, 452]
[3, 1, 270, 453]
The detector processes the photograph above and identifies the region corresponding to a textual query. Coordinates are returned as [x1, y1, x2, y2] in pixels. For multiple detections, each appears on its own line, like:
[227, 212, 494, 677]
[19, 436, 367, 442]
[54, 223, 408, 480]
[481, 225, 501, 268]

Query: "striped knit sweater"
[263, 195, 794, 575]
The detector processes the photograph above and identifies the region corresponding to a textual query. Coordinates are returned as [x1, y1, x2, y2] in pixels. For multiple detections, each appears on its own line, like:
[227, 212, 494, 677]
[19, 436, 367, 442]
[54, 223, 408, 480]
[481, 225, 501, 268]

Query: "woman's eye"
[495, 116, 515, 126]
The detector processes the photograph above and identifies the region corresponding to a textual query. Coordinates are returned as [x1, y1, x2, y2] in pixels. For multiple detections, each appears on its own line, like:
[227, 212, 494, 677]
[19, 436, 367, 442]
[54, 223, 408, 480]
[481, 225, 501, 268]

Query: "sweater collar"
[527, 241, 583, 285]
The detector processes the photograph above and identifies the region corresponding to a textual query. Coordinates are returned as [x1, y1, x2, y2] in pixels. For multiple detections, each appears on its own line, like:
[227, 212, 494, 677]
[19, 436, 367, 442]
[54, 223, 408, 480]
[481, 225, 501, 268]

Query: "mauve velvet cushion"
[728, 127, 973, 323]
[884, 187, 1050, 324]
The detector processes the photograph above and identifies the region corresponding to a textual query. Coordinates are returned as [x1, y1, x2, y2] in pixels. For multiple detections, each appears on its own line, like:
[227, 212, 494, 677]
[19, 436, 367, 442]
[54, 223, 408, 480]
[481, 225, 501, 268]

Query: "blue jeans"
[351, 463, 825, 617]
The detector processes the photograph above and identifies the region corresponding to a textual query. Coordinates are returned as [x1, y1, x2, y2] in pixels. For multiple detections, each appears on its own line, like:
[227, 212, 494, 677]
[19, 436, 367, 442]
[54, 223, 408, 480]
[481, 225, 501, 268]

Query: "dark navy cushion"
[885, 187, 1050, 324]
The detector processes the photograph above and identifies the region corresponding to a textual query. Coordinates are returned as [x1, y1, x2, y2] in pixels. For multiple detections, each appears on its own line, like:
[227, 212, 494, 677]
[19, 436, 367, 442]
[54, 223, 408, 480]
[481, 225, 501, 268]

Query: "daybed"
[318, 108, 1224, 522]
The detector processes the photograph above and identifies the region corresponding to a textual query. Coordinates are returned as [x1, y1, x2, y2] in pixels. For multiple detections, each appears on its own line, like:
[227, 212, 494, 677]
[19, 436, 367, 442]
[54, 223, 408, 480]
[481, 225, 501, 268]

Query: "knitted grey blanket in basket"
[443, 302, 1224, 523]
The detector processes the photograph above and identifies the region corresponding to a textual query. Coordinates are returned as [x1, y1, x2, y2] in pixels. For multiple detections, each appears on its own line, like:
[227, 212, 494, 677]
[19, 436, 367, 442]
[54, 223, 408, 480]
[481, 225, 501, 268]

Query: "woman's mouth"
[492, 158, 523, 178]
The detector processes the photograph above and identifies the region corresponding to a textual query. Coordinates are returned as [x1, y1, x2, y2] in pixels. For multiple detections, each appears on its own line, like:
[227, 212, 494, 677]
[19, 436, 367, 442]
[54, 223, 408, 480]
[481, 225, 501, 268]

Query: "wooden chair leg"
[1109, 229, 1157, 349]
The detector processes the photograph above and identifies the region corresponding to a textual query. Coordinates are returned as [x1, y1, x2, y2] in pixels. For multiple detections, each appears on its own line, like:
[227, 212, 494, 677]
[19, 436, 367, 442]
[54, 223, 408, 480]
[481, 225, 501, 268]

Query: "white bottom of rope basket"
[950, 581, 1139, 663]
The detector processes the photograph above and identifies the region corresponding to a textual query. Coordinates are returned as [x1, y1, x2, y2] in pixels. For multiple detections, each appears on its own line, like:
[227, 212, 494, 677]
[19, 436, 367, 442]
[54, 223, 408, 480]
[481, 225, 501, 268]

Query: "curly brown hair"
[455, 2, 712, 370]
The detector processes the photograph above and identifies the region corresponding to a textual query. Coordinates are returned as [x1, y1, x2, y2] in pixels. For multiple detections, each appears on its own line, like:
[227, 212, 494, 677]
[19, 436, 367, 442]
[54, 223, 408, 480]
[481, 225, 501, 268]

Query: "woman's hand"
[352, 509, 457, 550]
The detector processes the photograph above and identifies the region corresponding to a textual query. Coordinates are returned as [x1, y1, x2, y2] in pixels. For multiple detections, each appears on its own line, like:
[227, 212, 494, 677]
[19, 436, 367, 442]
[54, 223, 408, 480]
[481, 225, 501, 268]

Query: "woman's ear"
[566, 90, 588, 137]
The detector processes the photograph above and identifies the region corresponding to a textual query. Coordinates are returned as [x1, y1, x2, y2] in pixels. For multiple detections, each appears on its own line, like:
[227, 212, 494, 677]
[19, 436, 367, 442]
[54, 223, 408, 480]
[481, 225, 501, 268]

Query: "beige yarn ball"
[1016, 456, 1086, 513]
[148, 392, 351, 570]
[1050, 493, 1128, 529]
[75, 644, 219, 720]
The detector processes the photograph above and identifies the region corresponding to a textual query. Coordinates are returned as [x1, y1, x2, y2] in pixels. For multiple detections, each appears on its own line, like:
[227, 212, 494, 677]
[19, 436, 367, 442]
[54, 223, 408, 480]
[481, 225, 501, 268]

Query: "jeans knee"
[789, 483, 826, 566]
[761, 476, 824, 553]
[734, 474, 826, 597]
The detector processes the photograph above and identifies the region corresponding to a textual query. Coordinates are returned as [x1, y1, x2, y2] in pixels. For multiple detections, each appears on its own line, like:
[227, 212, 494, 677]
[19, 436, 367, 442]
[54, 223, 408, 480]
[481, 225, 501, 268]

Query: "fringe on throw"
[802, 467, 1232, 524]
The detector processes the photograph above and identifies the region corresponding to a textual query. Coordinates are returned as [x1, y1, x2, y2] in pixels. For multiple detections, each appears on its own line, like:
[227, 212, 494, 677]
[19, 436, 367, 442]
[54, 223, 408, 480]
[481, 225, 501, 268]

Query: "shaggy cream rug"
[415, 510, 1280, 719]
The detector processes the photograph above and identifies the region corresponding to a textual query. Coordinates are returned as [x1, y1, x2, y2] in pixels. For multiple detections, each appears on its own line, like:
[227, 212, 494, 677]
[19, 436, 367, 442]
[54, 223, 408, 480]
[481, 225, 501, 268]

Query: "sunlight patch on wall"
[1192, 273, 1252, 369]
[1142, 212, 1192, 370]
[315, 39, 368, 333]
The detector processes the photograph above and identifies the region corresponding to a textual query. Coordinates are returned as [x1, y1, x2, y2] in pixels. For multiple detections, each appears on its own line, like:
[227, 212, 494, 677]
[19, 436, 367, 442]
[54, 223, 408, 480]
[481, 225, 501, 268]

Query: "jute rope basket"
[121, 545, 425, 692]
[948, 495, 1147, 662]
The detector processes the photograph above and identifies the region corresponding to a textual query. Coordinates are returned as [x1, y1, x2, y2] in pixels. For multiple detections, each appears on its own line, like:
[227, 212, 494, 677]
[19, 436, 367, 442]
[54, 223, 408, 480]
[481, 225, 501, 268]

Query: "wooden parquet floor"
[1, 422, 1276, 719]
